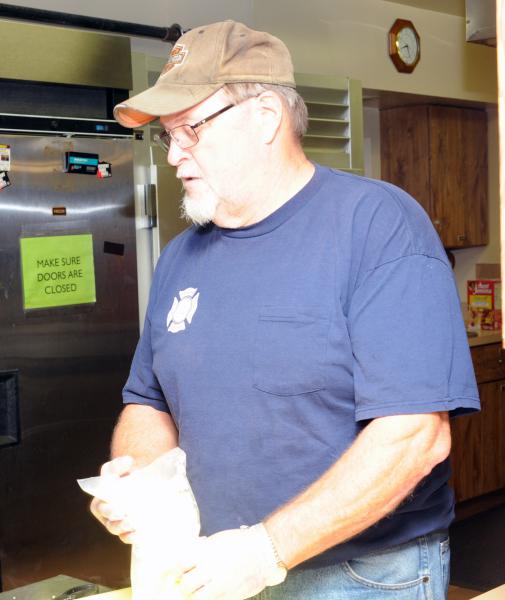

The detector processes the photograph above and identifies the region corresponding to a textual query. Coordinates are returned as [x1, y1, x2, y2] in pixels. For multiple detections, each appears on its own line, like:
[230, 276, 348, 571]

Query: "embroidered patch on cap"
[161, 44, 188, 75]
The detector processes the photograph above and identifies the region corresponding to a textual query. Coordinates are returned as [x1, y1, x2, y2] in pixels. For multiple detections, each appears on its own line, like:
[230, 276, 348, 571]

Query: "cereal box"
[467, 279, 502, 331]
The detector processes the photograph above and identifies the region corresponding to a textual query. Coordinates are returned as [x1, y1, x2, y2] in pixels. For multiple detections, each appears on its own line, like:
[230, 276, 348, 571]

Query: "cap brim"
[114, 83, 224, 128]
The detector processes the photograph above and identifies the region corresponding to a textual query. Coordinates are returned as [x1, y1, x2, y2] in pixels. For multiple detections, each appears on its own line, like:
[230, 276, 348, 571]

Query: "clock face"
[388, 19, 421, 73]
[396, 27, 420, 65]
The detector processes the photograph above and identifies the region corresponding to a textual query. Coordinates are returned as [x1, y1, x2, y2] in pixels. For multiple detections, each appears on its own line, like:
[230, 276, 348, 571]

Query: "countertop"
[471, 583, 505, 598]
[468, 330, 503, 347]
[89, 583, 505, 600]
[91, 589, 131, 600]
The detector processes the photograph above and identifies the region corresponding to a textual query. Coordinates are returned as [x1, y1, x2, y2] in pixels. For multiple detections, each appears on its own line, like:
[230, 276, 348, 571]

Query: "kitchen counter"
[91, 588, 131, 600]
[468, 330, 503, 347]
[472, 583, 505, 598]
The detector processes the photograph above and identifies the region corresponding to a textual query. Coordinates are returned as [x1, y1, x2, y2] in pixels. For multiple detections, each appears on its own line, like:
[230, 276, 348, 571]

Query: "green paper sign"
[20, 234, 96, 310]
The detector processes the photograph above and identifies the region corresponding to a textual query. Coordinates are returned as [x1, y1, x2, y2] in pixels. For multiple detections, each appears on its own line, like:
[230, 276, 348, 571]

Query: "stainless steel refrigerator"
[0, 134, 138, 593]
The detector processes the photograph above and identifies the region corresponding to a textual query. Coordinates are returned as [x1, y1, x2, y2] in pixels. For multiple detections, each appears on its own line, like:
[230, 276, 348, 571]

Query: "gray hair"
[222, 82, 308, 139]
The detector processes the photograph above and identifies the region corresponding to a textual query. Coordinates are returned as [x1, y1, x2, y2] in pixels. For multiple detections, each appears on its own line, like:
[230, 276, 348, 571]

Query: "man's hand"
[177, 524, 286, 600]
[89, 455, 136, 543]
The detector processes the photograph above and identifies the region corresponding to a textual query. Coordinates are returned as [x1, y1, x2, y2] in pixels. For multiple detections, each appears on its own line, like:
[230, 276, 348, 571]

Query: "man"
[91, 20, 479, 599]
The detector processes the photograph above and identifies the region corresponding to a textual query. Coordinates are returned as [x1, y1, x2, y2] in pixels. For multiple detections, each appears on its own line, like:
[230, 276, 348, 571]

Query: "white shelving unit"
[296, 73, 364, 175]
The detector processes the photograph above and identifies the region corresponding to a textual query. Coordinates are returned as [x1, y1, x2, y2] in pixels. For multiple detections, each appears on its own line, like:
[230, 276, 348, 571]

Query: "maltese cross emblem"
[166, 287, 199, 333]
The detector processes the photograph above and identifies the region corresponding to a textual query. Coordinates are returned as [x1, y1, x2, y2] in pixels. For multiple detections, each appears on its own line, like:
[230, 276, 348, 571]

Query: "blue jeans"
[251, 531, 450, 599]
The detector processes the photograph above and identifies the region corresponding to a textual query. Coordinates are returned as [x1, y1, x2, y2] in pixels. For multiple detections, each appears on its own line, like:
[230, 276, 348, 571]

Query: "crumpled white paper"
[78, 447, 200, 600]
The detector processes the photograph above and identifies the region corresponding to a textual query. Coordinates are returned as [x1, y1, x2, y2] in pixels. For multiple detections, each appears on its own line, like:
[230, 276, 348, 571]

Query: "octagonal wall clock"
[388, 18, 421, 73]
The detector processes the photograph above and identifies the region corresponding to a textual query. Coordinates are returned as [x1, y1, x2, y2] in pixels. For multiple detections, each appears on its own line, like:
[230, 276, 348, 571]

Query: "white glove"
[177, 523, 287, 600]
[82, 449, 201, 600]
[88, 455, 136, 542]
[85, 449, 200, 546]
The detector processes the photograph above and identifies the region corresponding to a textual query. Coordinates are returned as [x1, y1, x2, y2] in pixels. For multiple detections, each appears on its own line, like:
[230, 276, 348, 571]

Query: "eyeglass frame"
[154, 104, 236, 153]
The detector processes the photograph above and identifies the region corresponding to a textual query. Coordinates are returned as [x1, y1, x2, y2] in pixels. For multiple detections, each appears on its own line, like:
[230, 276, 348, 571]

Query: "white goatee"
[181, 193, 219, 227]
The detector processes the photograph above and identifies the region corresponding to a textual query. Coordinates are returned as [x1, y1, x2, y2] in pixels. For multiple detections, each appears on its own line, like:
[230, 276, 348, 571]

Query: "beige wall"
[253, 0, 497, 103]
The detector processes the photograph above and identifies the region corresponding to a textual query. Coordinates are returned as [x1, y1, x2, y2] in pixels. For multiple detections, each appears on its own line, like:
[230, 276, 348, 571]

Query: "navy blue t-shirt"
[123, 164, 479, 567]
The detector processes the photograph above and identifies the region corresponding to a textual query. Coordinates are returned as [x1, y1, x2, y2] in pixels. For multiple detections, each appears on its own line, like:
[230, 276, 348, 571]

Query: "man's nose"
[167, 141, 190, 167]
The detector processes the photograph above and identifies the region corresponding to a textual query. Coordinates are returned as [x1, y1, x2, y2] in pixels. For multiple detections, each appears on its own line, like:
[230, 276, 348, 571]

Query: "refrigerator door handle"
[0, 370, 20, 448]
[142, 183, 157, 229]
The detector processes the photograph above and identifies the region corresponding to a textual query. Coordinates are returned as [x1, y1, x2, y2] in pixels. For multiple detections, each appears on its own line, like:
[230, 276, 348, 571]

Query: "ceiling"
[385, 0, 465, 17]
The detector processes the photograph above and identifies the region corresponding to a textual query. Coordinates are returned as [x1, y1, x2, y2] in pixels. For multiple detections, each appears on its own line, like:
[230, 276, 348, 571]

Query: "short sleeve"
[122, 312, 168, 412]
[122, 230, 193, 413]
[348, 254, 479, 421]
[122, 266, 170, 414]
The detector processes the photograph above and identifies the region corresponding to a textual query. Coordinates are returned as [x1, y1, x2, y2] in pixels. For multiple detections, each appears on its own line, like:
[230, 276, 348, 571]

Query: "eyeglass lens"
[155, 103, 236, 153]
[170, 125, 198, 149]
[156, 125, 197, 152]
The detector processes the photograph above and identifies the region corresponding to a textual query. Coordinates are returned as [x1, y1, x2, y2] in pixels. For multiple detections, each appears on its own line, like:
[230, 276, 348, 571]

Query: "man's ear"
[254, 91, 284, 144]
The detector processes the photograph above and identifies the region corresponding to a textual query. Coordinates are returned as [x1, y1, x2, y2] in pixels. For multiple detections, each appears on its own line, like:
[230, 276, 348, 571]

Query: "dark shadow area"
[450, 504, 505, 592]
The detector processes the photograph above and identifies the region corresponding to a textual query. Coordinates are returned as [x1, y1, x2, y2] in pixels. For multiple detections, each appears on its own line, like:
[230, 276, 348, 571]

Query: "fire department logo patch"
[166, 287, 199, 333]
[161, 44, 188, 75]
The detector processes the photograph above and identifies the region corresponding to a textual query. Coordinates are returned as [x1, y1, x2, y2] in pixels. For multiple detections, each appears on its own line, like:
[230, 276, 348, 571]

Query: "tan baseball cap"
[114, 20, 296, 128]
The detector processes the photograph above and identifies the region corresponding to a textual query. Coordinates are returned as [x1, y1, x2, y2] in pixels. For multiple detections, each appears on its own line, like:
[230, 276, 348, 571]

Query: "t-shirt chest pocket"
[253, 306, 330, 396]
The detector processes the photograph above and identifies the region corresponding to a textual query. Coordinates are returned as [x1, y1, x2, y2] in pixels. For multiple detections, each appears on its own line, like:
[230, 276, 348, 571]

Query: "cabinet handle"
[457, 234, 466, 242]
[499, 349, 505, 365]
[500, 384, 505, 393]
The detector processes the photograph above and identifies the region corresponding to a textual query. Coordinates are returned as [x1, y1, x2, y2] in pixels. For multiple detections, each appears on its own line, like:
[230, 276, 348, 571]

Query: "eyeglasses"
[154, 104, 236, 153]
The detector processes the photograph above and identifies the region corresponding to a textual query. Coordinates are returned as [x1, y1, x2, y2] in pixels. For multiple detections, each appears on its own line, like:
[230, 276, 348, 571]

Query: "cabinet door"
[450, 381, 505, 501]
[428, 106, 488, 248]
[380, 106, 431, 215]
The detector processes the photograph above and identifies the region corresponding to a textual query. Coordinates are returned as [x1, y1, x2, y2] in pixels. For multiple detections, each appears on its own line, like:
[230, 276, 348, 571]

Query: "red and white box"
[467, 279, 502, 331]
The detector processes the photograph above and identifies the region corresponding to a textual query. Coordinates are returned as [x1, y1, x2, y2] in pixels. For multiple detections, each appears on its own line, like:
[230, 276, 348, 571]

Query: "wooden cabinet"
[451, 380, 505, 501]
[450, 343, 505, 502]
[380, 105, 488, 249]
